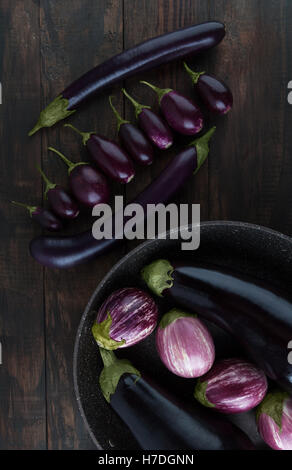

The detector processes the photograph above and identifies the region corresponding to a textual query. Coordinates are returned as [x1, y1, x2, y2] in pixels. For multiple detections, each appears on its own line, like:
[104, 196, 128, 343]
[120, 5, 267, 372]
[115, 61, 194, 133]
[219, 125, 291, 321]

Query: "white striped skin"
[258, 398, 292, 450]
[156, 316, 215, 378]
[203, 358, 268, 414]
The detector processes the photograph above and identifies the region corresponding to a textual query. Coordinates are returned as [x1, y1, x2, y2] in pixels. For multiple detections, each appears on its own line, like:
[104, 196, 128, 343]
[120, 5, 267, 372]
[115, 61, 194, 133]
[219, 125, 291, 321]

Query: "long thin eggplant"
[28, 22, 225, 135]
[141, 260, 292, 393]
[98, 348, 254, 450]
[29, 128, 215, 268]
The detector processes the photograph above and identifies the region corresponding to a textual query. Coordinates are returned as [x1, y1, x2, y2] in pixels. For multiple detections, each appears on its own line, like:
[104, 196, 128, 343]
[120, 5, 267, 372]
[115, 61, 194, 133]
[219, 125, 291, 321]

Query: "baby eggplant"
[184, 62, 233, 115]
[141, 80, 204, 135]
[11, 201, 62, 231]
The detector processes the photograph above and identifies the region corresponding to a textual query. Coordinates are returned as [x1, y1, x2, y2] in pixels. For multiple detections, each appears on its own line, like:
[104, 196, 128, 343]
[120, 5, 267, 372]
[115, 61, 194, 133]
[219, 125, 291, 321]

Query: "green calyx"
[36, 165, 56, 198]
[48, 146, 86, 174]
[122, 88, 151, 119]
[28, 95, 76, 136]
[141, 259, 174, 297]
[159, 308, 197, 329]
[190, 126, 216, 175]
[109, 96, 130, 132]
[92, 313, 126, 350]
[11, 200, 37, 217]
[194, 379, 215, 409]
[99, 347, 141, 403]
[256, 391, 289, 432]
[64, 123, 93, 146]
[140, 80, 172, 104]
[183, 62, 205, 85]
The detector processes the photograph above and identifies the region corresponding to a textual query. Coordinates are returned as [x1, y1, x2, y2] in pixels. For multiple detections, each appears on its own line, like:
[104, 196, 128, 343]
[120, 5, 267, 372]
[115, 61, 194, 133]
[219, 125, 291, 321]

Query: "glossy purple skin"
[69, 164, 110, 207]
[138, 108, 173, 149]
[47, 186, 79, 219]
[258, 396, 292, 450]
[87, 134, 135, 183]
[198, 358, 268, 414]
[156, 316, 215, 378]
[160, 91, 204, 135]
[119, 123, 154, 166]
[196, 74, 233, 115]
[32, 207, 62, 232]
[96, 288, 158, 348]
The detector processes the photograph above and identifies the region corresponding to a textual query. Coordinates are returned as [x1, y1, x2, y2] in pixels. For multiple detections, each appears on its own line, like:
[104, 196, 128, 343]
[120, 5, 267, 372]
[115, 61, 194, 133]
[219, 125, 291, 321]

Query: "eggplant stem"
[48, 146, 86, 174]
[122, 88, 150, 119]
[183, 62, 205, 84]
[190, 126, 216, 175]
[140, 80, 172, 104]
[109, 96, 130, 132]
[64, 123, 92, 146]
[99, 348, 117, 367]
[11, 200, 37, 217]
[28, 95, 75, 136]
[36, 165, 56, 198]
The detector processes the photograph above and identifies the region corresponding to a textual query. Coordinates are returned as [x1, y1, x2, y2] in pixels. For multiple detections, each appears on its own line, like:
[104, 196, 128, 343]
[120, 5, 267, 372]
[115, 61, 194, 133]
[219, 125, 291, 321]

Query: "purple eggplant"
[64, 124, 135, 184]
[109, 96, 154, 166]
[122, 89, 173, 149]
[92, 288, 158, 350]
[11, 201, 62, 231]
[97, 348, 254, 450]
[141, 260, 292, 394]
[194, 358, 267, 414]
[141, 81, 203, 135]
[156, 308, 215, 378]
[256, 391, 292, 450]
[29, 128, 215, 268]
[37, 166, 79, 219]
[184, 62, 233, 115]
[29, 22, 225, 134]
[48, 147, 109, 208]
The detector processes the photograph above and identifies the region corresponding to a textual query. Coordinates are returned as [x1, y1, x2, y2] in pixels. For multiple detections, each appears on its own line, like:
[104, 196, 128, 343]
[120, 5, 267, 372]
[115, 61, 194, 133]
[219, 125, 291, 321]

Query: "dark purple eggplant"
[92, 288, 158, 349]
[37, 166, 79, 219]
[48, 146, 110, 208]
[184, 62, 233, 115]
[64, 124, 135, 184]
[97, 348, 254, 450]
[29, 128, 215, 268]
[11, 201, 62, 231]
[122, 89, 173, 149]
[28, 22, 225, 135]
[141, 81, 204, 135]
[141, 260, 292, 394]
[109, 96, 154, 166]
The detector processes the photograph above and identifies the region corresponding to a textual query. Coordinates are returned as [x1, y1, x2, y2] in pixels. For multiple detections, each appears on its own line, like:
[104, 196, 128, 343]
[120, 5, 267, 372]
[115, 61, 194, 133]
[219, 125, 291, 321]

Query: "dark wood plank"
[39, 0, 124, 449]
[0, 0, 46, 449]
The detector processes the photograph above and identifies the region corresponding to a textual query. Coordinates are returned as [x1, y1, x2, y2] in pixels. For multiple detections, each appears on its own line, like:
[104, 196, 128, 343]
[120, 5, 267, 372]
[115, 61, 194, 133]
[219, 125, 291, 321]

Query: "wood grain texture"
[0, 0, 292, 450]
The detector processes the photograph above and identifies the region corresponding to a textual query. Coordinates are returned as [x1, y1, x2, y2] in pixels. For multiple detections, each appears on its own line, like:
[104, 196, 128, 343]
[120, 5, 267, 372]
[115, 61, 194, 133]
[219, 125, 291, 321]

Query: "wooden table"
[0, 0, 291, 449]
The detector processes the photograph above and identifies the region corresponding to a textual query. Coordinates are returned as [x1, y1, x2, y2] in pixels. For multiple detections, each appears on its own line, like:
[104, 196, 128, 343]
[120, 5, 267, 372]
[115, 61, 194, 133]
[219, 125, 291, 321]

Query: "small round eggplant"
[48, 147, 110, 208]
[109, 96, 154, 166]
[92, 288, 158, 350]
[184, 62, 233, 115]
[64, 124, 135, 183]
[37, 166, 79, 219]
[257, 391, 292, 450]
[194, 358, 268, 414]
[156, 308, 215, 378]
[140, 80, 204, 135]
[122, 88, 173, 150]
[11, 201, 62, 231]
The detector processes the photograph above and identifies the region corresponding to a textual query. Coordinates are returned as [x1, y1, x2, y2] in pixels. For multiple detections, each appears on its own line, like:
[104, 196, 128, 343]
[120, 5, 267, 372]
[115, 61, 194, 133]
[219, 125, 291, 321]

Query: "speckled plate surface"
[73, 221, 292, 450]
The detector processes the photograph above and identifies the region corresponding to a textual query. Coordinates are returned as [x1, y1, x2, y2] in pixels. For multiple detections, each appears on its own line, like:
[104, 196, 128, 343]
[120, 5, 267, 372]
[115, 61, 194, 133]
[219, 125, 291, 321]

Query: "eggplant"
[109, 96, 154, 166]
[256, 391, 292, 450]
[184, 62, 233, 115]
[122, 89, 173, 149]
[28, 22, 225, 135]
[11, 201, 62, 231]
[97, 348, 254, 450]
[141, 260, 292, 393]
[48, 146, 110, 207]
[92, 288, 158, 349]
[29, 128, 215, 268]
[156, 308, 215, 378]
[194, 358, 268, 414]
[64, 124, 135, 184]
[141, 81, 203, 135]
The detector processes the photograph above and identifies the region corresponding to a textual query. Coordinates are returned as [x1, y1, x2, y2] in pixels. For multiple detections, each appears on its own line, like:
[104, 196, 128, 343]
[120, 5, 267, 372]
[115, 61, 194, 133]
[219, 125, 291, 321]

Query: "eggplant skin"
[110, 374, 254, 450]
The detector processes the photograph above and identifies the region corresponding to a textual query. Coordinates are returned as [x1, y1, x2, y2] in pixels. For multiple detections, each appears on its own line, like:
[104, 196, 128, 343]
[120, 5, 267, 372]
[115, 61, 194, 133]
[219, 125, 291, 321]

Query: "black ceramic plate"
[73, 221, 292, 450]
